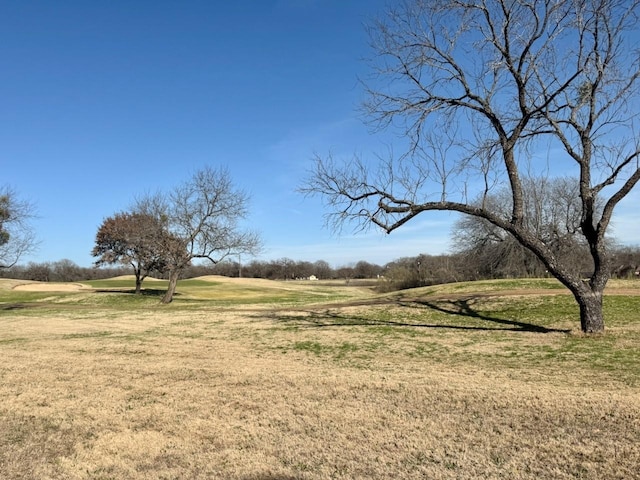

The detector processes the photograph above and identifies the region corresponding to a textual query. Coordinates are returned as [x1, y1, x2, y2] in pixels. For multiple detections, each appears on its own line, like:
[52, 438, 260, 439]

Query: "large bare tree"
[0, 186, 37, 268]
[137, 166, 262, 304]
[302, 0, 640, 333]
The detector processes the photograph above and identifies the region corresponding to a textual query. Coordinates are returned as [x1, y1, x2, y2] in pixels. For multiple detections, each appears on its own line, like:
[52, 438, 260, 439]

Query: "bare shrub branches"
[0, 186, 37, 268]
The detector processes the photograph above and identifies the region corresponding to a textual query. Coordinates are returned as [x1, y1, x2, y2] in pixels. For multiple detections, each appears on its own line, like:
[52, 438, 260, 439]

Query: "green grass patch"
[0, 337, 28, 345]
[176, 279, 222, 288]
[283, 340, 362, 360]
[262, 285, 640, 384]
[60, 331, 114, 339]
[430, 278, 565, 293]
[84, 278, 168, 289]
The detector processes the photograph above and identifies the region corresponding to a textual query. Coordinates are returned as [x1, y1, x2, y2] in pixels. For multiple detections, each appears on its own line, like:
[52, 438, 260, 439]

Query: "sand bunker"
[13, 282, 91, 292]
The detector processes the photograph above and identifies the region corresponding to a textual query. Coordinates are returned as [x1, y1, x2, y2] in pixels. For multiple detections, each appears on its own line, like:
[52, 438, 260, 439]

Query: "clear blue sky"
[2, 1, 638, 268]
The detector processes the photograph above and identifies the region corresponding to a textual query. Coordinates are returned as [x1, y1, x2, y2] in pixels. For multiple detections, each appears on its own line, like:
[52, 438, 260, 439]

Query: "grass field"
[1, 276, 639, 479]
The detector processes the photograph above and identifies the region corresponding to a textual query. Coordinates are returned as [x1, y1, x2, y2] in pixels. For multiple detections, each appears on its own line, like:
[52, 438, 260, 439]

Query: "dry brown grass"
[0, 278, 639, 479]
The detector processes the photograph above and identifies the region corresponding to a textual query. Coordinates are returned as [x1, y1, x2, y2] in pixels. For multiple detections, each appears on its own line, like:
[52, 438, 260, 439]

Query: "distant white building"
[308, 275, 318, 281]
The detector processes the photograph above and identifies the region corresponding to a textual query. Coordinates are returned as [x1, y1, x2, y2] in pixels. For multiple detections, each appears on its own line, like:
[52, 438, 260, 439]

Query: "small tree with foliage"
[92, 212, 168, 293]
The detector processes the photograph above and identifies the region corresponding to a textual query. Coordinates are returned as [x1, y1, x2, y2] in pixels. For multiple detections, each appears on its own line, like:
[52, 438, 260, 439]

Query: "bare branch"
[0, 185, 38, 268]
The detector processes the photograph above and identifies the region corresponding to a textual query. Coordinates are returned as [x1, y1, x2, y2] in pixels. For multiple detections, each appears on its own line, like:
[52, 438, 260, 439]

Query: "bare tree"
[92, 212, 168, 293]
[50, 259, 84, 283]
[0, 186, 37, 268]
[138, 167, 262, 303]
[610, 245, 640, 278]
[452, 176, 600, 278]
[302, 0, 640, 333]
[313, 260, 333, 280]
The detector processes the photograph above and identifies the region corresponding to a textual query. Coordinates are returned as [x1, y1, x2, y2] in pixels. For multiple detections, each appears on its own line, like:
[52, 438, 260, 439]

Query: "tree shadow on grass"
[407, 298, 570, 333]
[94, 288, 178, 297]
[1, 303, 44, 311]
[269, 296, 570, 334]
[0, 289, 177, 310]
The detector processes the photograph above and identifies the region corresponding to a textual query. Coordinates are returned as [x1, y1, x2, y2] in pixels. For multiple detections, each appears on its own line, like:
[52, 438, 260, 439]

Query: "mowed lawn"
[0, 276, 639, 479]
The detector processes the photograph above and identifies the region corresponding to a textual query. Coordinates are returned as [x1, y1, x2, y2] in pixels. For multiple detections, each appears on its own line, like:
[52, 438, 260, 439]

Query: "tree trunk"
[134, 274, 142, 294]
[574, 288, 605, 333]
[161, 269, 179, 304]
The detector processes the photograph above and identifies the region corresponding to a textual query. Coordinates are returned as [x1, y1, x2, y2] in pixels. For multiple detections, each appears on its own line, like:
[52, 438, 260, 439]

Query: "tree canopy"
[92, 211, 168, 293]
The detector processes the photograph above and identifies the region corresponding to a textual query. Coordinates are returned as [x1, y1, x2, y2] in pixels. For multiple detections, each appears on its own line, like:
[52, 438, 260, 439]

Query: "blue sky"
[2, 1, 638, 268]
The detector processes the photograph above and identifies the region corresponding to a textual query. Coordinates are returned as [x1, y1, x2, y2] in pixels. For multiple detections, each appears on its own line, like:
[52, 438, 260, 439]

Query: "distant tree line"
[3, 244, 638, 290]
[0, 259, 129, 283]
